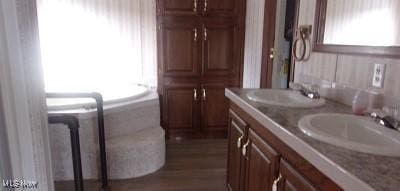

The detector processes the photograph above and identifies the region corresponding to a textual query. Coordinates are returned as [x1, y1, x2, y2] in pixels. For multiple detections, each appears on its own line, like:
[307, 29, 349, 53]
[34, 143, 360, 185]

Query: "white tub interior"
[46, 84, 150, 110]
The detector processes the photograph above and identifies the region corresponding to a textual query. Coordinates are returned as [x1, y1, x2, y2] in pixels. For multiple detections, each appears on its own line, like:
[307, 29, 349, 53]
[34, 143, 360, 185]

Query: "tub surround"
[225, 88, 400, 191]
[49, 92, 165, 180]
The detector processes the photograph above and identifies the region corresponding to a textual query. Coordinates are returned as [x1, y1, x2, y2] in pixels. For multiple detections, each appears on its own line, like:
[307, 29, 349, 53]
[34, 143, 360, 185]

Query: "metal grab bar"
[46, 92, 109, 191]
[48, 115, 84, 191]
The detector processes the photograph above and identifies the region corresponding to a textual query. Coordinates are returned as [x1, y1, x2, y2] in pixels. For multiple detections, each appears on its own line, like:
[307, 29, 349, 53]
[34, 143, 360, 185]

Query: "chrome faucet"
[299, 86, 321, 99]
[290, 83, 321, 99]
[369, 112, 400, 131]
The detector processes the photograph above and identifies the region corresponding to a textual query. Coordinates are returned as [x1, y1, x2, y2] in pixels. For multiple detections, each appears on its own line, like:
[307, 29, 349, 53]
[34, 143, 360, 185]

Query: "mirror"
[313, 0, 400, 57]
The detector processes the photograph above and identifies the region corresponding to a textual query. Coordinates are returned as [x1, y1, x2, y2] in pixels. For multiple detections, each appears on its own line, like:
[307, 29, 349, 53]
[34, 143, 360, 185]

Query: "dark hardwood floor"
[55, 139, 228, 191]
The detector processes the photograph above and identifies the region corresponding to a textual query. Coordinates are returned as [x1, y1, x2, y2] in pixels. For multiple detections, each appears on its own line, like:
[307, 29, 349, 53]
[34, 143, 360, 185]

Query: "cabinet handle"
[203, 27, 207, 41]
[272, 173, 282, 191]
[236, 135, 243, 148]
[202, 88, 206, 100]
[194, 28, 198, 41]
[194, 88, 198, 101]
[241, 139, 250, 156]
[193, 0, 197, 12]
[203, 0, 207, 12]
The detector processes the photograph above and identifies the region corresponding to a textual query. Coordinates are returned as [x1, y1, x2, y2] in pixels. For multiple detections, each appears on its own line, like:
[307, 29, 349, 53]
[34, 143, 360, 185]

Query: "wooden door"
[202, 19, 238, 77]
[227, 110, 247, 191]
[163, 83, 199, 134]
[277, 159, 318, 191]
[202, 0, 237, 16]
[200, 83, 230, 133]
[244, 129, 280, 191]
[159, 0, 199, 15]
[260, 0, 277, 88]
[160, 19, 200, 76]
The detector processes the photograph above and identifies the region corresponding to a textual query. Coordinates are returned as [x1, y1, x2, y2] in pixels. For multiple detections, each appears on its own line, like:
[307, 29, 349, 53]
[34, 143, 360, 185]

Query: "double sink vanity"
[225, 88, 400, 191]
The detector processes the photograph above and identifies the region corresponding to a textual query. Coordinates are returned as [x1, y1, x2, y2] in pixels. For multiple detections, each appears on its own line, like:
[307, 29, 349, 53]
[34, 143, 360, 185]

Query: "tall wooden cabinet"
[157, 0, 246, 138]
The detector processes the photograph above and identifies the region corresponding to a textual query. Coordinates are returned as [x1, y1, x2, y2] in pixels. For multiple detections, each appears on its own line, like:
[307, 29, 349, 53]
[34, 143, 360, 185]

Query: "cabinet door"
[202, 0, 237, 16]
[244, 129, 280, 191]
[160, 20, 200, 76]
[202, 20, 238, 77]
[159, 0, 198, 15]
[227, 110, 247, 191]
[163, 83, 199, 133]
[201, 83, 230, 132]
[277, 159, 318, 191]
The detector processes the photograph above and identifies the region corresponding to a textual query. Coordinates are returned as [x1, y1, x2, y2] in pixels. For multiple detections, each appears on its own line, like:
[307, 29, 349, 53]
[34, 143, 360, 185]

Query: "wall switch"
[372, 63, 385, 88]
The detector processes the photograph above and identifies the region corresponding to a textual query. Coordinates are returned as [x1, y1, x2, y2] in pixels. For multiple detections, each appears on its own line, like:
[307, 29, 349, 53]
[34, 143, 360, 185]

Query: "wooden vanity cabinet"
[277, 159, 318, 191]
[227, 103, 342, 191]
[227, 110, 247, 191]
[243, 129, 280, 191]
[228, 110, 280, 191]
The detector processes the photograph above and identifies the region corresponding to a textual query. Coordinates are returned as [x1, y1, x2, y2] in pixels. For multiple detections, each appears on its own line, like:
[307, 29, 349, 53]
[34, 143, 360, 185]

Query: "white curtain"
[37, 0, 157, 94]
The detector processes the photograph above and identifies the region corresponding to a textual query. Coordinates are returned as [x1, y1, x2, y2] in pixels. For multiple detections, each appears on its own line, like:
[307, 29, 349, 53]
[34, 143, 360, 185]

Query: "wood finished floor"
[55, 139, 228, 191]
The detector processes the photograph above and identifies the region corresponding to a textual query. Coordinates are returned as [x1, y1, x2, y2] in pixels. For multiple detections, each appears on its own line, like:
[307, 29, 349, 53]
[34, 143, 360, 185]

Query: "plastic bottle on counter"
[352, 89, 369, 115]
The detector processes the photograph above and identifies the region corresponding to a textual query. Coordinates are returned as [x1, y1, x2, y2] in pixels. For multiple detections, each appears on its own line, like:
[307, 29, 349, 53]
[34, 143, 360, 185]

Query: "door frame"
[260, 0, 277, 88]
[260, 0, 300, 88]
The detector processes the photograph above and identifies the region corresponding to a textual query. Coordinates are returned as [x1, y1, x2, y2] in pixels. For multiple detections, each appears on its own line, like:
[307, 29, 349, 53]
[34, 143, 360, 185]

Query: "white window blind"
[37, 0, 157, 93]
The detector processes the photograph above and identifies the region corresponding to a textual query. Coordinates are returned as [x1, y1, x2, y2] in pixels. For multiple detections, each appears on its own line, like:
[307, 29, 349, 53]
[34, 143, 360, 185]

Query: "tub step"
[106, 126, 165, 179]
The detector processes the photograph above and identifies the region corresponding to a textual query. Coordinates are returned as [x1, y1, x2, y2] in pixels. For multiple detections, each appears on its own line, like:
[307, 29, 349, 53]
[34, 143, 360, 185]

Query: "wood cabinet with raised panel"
[203, 0, 237, 16]
[277, 159, 318, 191]
[159, 0, 199, 16]
[158, 0, 239, 17]
[227, 103, 342, 191]
[163, 83, 199, 134]
[159, 19, 200, 76]
[227, 110, 247, 191]
[227, 111, 280, 191]
[243, 129, 280, 191]
[201, 83, 230, 132]
[202, 19, 239, 77]
[157, 0, 245, 138]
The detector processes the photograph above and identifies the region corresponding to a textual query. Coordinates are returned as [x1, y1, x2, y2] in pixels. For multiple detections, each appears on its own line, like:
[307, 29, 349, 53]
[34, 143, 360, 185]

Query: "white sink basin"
[246, 89, 325, 108]
[298, 113, 400, 156]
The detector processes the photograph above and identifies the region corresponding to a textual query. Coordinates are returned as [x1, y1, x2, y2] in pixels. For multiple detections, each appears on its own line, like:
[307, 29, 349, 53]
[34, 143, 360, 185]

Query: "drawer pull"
[203, 0, 207, 12]
[203, 27, 207, 41]
[272, 173, 282, 191]
[202, 88, 206, 100]
[194, 28, 198, 41]
[241, 139, 250, 156]
[194, 88, 198, 101]
[193, 0, 197, 12]
[236, 135, 243, 148]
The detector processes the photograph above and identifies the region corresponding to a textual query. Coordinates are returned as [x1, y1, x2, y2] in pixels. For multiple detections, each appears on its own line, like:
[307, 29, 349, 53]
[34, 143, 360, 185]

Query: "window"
[37, 0, 157, 95]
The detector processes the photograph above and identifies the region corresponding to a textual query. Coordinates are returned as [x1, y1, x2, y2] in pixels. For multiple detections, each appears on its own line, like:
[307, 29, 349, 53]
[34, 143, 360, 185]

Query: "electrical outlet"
[372, 63, 385, 88]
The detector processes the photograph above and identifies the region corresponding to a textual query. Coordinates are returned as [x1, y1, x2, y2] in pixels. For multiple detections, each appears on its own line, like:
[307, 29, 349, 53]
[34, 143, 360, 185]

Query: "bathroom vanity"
[225, 88, 400, 191]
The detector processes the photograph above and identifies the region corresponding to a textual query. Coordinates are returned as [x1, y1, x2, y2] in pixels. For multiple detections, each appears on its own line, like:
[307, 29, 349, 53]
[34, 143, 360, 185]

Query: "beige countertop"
[226, 88, 400, 191]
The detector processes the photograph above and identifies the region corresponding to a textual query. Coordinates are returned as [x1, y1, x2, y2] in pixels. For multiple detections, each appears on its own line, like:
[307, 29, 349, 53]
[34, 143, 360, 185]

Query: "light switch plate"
[372, 63, 385, 88]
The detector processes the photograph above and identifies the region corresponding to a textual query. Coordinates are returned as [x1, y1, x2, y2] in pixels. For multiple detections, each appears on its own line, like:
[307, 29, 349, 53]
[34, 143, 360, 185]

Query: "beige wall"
[294, 0, 400, 98]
